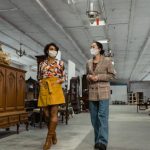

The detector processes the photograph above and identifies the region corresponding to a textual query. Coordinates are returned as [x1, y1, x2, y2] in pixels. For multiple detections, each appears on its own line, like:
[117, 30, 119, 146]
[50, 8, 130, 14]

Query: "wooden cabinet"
[17, 72, 25, 110]
[0, 117, 8, 127]
[0, 66, 5, 112]
[6, 69, 17, 111]
[25, 77, 39, 100]
[0, 64, 28, 133]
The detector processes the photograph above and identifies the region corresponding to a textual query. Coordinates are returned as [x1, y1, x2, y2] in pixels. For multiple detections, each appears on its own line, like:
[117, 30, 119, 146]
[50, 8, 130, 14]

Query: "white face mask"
[48, 50, 57, 58]
[90, 48, 99, 56]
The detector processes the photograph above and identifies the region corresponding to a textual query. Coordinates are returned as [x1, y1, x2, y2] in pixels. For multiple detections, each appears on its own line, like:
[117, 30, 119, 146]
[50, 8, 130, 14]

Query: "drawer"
[20, 113, 28, 122]
[9, 115, 19, 123]
[0, 117, 9, 126]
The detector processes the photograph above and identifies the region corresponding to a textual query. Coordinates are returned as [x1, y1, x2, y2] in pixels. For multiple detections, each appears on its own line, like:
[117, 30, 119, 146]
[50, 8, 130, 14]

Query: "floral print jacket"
[38, 59, 65, 81]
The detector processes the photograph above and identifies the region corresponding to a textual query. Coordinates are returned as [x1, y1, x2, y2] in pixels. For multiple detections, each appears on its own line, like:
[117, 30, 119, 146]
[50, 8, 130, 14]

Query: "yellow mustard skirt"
[38, 77, 65, 107]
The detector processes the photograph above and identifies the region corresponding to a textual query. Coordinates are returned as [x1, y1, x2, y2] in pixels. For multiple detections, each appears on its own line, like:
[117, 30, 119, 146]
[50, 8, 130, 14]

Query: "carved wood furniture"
[0, 64, 28, 133]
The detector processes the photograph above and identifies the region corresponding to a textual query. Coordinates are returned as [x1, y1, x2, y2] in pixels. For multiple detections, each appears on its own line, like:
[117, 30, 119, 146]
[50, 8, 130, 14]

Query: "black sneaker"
[99, 143, 106, 150]
[94, 143, 101, 149]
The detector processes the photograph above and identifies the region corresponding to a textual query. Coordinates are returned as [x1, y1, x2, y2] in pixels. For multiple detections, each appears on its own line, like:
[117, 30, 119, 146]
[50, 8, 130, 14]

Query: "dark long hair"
[44, 43, 59, 57]
[93, 41, 105, 55]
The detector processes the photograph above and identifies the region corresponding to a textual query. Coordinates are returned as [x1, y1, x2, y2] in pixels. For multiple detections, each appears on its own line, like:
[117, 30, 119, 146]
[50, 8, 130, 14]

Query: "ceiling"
[0, 0, 150, 81]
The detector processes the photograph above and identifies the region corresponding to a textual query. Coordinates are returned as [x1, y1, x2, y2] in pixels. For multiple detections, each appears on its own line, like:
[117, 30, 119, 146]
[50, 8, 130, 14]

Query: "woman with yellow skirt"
[38, 43, 65, 150]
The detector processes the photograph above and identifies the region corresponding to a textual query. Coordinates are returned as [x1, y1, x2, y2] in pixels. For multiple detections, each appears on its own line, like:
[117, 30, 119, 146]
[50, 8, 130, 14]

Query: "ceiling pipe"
[68, 2, 92, 58]
[140, 72, 150, 81]
[0, 15, 43, 48]
[0, 30, 39, 54]
[35, 0, 87, 62]
[124, 0, 136, 79]
[0, 16, 82, 68]
[8, 0, 85, 66]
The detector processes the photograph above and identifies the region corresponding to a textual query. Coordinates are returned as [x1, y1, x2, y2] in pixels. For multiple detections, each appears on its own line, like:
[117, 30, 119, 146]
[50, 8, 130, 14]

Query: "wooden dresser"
[0, 64, 28, 133]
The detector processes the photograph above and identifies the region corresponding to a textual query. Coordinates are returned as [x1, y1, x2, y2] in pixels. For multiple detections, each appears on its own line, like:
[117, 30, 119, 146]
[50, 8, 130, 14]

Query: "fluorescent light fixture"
[67, 0, 75, 4]
[67, 0, 71, 4]
[98, 40, 108, 44]
[90, 20, 105, 26]
[0, 8, 18, 12]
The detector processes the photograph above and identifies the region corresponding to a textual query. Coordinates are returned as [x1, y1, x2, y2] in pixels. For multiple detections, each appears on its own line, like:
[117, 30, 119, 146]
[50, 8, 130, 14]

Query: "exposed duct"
[35, 0, 87, 62]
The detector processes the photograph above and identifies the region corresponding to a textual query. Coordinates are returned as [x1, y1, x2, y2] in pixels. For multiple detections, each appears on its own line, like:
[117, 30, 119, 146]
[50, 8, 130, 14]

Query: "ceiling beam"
[129, 30, 150, 80]
[0, 15, 44, 47]
[141, 72, 150, 81]
[69, 2, 92, 58]
[35, 0, 87, 62]
[9, 0, 84, 67]
[123, 0, 136, 79]
[0, 7, 82, 68]
[98, 0, 109, 48]
[0, 39, 36, 61]
[0, 30, 39, 54]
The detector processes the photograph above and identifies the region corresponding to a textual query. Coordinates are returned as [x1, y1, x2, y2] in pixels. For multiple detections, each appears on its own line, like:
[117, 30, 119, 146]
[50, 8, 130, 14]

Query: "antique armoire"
[0, 64, 28, 133]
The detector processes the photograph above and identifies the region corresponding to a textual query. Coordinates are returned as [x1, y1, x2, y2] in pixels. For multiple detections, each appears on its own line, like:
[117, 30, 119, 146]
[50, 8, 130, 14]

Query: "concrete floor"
[0, 105, 150, 150]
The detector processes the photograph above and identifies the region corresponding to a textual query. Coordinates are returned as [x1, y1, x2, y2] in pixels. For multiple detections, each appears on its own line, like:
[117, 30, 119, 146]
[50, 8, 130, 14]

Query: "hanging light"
[105, 49, 114, 57]
[16, 43, 26, 57]
[86, 0, 100, 24]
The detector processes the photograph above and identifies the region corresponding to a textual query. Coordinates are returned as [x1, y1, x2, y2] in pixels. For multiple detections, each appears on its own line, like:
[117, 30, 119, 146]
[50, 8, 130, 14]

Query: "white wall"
[23, 66, 37, 80]
[110, 85, 128, 104]
[56, 51, 61, 60]
[67, 60, 76, 90]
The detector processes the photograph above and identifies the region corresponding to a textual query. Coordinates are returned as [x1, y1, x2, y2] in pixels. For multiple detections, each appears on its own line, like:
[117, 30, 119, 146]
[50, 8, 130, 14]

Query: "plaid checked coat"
[86, 57, 116, 101]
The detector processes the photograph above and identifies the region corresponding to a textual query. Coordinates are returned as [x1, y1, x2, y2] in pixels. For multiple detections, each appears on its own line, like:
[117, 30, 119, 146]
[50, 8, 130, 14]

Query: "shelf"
[128, 92, 144, 105]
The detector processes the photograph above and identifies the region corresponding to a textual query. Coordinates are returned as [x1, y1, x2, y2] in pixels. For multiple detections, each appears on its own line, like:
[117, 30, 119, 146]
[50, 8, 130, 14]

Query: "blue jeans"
[89, 100, 109, 145]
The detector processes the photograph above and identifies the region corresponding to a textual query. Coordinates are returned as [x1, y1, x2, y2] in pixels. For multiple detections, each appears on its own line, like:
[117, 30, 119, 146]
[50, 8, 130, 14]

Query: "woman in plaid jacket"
[86, 41, 116, 150]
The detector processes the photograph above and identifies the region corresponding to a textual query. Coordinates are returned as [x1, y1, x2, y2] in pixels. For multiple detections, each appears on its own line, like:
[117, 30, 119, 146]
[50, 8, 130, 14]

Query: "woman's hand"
[39, 80, 42, 85]
[56, 79, 64, 84]
[92, 76, 98, 82]
[88, 75, 98, 82]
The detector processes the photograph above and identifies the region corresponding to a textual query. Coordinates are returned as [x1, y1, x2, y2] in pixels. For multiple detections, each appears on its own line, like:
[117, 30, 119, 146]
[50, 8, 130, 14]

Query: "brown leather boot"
[43, 121, 57, 150]
[46, 124, 57, 145]
[52, 132, 57, 144]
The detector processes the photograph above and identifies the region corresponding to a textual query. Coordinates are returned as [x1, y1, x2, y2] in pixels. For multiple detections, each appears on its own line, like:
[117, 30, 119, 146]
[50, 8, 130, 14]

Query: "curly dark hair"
[44, 43, 59, 57]
[93, 41, 105, 55]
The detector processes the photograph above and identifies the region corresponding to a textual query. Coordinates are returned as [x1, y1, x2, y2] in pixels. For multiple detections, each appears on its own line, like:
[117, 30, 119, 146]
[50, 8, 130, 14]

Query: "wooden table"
[137, 103, 150, 112]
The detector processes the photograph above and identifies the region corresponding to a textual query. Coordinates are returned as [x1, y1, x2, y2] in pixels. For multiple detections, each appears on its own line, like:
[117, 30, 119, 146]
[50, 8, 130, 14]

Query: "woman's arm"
[57, 61, 66, 84]
[38, 62, 43, 81]
[86, 62, 92, 81]
[94, 60, 116, 81]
